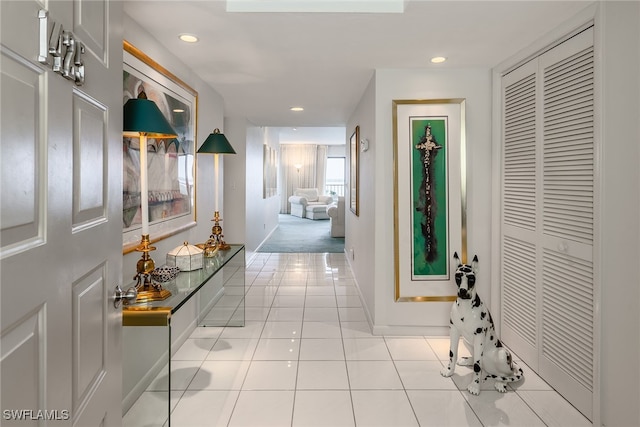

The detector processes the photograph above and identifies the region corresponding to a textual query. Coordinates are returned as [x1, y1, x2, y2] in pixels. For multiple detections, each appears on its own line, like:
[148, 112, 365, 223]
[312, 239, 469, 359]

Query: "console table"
[122, 244, 245, 426]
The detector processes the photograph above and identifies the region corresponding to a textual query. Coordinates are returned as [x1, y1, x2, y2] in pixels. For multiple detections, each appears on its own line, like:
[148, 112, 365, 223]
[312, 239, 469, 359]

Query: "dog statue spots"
[441, 252, 523, 395]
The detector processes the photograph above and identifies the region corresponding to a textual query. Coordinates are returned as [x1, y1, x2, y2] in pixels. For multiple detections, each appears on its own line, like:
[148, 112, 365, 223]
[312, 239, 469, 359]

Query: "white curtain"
[316, 145, 327, 196]
[278, 144, 328, 214]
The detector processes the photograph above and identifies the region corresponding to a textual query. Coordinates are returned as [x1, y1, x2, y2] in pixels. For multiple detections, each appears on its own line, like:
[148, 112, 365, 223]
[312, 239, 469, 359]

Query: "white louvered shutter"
[500, 27, 595, 421]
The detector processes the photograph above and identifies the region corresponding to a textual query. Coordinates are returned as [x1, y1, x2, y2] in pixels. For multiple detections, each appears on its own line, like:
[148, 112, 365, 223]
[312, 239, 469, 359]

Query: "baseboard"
[255, 223, 279, 253]
[346, 248, 449, 338]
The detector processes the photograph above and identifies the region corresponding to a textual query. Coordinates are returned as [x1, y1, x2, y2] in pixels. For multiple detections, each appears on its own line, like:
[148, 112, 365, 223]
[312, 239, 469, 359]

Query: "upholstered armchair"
[327, 196, 345, 237]
[288, 188, 333, 219]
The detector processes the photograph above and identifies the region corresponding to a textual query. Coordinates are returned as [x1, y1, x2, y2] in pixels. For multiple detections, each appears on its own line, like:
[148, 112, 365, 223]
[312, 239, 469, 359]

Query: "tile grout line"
[333, 264, 359, 427]
[289, 257, 308, 426]
[226, 252, 279, 427]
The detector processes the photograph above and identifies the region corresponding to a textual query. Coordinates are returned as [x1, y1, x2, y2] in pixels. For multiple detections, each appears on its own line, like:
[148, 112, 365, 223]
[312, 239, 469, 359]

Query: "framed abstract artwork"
[392, 99, 467, 301]
[349, 125, 360, 216]
[122, 41, 198, 252]
[263, 144, 278, 198]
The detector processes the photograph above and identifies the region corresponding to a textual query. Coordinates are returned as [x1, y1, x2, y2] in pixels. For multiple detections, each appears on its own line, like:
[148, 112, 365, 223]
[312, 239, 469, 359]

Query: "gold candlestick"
[199, 211, 230, 255]
[133, 234, 171, 302]
[211, 211, 231, 250]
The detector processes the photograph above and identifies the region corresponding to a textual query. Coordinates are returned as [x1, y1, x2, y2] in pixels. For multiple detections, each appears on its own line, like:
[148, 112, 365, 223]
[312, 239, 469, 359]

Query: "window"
[325, 157, 345, 196]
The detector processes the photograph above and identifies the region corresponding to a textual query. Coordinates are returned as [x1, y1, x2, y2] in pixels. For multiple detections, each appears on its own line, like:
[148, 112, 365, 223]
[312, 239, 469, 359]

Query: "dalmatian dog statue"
[440, 252, 523, 395]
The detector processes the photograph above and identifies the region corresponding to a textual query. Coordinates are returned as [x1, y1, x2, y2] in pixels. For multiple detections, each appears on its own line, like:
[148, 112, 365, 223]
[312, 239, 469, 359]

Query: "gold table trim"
[123, 307, 172, 326]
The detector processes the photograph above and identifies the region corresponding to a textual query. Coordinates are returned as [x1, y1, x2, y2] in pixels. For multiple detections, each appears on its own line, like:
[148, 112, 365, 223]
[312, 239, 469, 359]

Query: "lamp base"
[201, 211, 231, 252]
[134, 234, 171, 302]
[135, 287, 173, 303]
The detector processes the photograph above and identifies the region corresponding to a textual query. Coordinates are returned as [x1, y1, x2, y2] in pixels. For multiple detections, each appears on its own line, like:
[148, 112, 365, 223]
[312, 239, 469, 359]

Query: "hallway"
[258, 215, 345, 253]
[124, 252, 591, 426]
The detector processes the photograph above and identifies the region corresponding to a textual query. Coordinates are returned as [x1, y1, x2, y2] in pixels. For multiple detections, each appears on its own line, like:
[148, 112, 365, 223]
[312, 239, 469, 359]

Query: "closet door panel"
[539, 28, 594, 420]
[540, 248, 594, 419]
[501, 236, 538, 365]
[500, 59, 541, 366]
[502, 63, 538, 232]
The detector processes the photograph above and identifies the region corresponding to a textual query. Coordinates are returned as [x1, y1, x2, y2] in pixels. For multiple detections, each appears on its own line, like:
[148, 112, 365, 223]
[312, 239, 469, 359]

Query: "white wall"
[597, 2, 640, 425]
[346, 68, 492, 335]
[222, 117, 247, 248]
[346, 75, 376, 323]
[260, 127, 282, 252]
[327, 145, 346, 158]
[224, 119, 280, 261]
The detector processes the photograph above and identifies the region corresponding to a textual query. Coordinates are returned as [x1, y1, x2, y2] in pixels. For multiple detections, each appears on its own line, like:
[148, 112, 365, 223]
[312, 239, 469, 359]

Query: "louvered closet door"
[500, 27, 595, 421]
[539, 28, 594, 420]
[500, 58, 541, 368]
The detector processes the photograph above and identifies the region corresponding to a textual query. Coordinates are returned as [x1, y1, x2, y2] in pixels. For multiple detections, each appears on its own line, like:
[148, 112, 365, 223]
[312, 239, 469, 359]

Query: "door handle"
[114, 285, 138, 308]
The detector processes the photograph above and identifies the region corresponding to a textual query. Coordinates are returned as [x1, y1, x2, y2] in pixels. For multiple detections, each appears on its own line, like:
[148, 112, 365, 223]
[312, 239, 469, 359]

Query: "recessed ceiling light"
[431, 56, 447, 64]
[290, 107, 304, 112]
[179, 33, 199, 43]
[173, 108, 185, 113]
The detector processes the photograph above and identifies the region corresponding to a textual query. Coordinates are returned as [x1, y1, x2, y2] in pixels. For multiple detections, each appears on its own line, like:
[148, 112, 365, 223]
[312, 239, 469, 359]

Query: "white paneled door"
[1, 1, 123, 425]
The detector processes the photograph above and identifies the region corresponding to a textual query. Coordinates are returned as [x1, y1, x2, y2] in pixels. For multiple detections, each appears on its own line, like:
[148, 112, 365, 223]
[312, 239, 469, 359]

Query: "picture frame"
[263, 145, 278, 198]
[122, 41, 198, 253]
[392, 99, 467, 302]
[349, 125, 360, 216]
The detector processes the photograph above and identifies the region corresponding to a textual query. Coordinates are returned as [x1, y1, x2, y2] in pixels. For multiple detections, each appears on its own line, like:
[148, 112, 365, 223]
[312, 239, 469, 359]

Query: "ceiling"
[124, 0, 592, 143]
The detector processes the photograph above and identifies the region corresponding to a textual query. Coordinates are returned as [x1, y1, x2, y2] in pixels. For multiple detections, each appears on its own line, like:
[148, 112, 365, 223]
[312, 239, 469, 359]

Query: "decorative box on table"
[166, 241, 203, 271]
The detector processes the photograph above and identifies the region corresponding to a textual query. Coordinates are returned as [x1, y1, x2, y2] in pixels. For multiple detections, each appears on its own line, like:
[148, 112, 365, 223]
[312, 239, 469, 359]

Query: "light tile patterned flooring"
[125, 252, 592, 426]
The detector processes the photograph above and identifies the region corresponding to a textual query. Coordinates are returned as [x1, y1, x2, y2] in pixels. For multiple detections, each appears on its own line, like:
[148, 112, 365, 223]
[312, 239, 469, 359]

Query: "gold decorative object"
[133, 234, 172, 302]
[167, 241, 204, 271]
[198, 211, 230, 255]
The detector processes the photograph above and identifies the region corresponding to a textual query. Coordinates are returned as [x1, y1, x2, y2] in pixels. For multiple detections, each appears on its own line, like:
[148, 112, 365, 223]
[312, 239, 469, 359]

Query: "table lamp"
[197, 128, 236, 253]
[123, 87, 177, 302]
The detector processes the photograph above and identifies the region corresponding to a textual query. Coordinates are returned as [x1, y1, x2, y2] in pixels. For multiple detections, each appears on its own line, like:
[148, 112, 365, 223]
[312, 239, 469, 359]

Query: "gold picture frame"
[349, 125, 360, 216]
[392, 99, 467, 302]
[122, 41, 198, 253]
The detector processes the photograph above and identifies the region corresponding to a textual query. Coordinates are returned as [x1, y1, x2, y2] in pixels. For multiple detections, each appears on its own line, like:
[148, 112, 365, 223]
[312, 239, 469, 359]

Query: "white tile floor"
[125, 252, 592, 427]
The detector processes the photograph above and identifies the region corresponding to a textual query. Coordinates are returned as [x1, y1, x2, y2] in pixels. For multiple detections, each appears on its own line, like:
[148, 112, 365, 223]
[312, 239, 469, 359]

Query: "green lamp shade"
[123, 97, 178, 138]
[198, 129, 236, 154]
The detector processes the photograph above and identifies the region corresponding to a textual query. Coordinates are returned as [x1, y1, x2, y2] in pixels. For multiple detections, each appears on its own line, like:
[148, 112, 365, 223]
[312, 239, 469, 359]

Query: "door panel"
[539, 29, 595, 420]
[500, 58, 540, 368]
[72, 265, 107, 411]
[1, 1, 123, 425]
[72, 91, 108, 227]
[73, 0, 108, 63]
[0, 49, 44, 254]
[0, 310, 44, 426]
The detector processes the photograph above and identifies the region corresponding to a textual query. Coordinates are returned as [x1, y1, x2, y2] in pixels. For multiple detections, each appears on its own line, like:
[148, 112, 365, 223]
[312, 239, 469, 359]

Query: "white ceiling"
[124, 0, 593, 143]
[277, 126, 346, 145]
